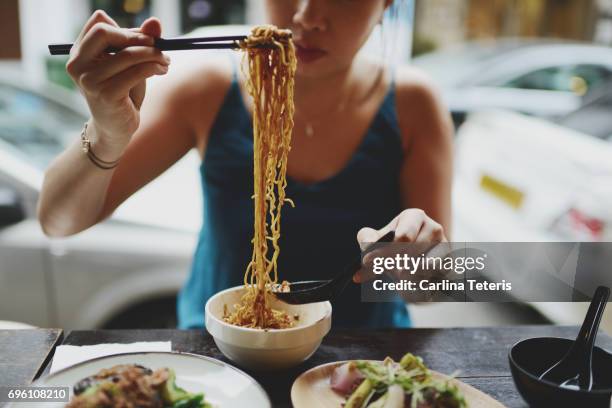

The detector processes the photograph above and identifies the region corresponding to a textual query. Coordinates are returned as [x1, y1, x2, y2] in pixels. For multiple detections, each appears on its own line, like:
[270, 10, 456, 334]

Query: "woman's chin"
[296, 62, 339, 80]
[296, 61, 323, 77]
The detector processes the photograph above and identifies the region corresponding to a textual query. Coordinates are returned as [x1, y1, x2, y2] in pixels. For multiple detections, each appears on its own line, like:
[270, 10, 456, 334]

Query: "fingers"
[129, 79, 147, 111]
[357, 227, 380, 251]
[79, 23, 154, 61]
[68, 11, 156, 84]
[98, 61, 168, 102]
[356, 212, 400, 248]
[140, 16, 162, 37]
[83, 46, 170, 85]
[358, 209, 443, 247]
[415, 219, 446, 244]
[394, 209, 426, 242]
[76, 10, 118, 45]
[354, 209, 447, 283]
[66, 22, 153, 83]
[67, 24, 155, 80]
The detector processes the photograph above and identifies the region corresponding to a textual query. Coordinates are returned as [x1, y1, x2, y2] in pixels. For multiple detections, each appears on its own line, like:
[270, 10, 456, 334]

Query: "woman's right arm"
[37, 10, 228, 236]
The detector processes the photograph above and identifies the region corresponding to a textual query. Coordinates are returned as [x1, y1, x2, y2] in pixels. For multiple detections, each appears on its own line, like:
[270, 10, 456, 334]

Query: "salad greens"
[341, 353, 466, 408]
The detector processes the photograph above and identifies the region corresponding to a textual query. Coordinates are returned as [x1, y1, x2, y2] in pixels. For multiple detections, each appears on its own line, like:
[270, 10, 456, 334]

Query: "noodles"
[223, 25, 297, 329]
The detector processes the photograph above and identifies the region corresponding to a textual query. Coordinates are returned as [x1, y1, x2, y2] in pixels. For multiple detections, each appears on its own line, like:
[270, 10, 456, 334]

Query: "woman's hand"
[65, 10, 170, 156]
[354, 208, 447, 283]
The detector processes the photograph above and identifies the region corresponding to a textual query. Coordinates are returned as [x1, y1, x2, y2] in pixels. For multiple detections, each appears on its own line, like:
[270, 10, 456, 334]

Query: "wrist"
[88, 119, 130, 161]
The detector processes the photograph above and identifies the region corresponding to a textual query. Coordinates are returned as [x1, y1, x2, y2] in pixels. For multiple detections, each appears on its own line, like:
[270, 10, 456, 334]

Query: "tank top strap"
[376, 68, 402, 146]
[229, 54, 239, 83]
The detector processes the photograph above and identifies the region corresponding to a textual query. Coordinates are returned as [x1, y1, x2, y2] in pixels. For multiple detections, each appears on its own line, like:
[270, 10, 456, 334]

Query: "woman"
[38, 0, 453, 329]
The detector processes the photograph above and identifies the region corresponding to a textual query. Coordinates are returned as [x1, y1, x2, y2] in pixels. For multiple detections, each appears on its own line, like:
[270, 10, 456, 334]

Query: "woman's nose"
[293, 0, 328, 32]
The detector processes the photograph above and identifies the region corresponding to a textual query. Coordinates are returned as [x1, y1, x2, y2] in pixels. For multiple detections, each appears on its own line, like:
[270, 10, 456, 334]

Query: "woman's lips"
[295, 44, 327, 63]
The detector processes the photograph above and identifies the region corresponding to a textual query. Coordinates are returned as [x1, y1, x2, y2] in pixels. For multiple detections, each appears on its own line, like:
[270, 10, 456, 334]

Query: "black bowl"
[509, 337, 612, 408]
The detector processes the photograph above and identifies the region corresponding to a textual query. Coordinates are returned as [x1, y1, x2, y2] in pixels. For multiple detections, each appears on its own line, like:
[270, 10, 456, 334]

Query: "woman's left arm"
[357, 68, 454, 249]
[396, 67, 454, 236]
[354, 68, 454, 284]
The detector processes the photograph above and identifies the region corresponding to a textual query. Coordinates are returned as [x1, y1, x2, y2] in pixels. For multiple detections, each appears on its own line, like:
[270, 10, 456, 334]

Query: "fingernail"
[163, 55, 171, 64]
[156, 64, 168, 74]
[353, 274, 360, 283]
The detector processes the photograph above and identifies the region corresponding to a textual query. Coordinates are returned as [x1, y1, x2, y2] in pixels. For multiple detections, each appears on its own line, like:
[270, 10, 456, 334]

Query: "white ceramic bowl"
[205, 285, 332, 370]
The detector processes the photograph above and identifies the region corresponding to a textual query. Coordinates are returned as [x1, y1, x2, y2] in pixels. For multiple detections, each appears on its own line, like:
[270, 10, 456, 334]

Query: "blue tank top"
[177, 66, 411, 329]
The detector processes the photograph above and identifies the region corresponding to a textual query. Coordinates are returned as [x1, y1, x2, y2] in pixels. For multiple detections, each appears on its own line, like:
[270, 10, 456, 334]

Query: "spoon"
[539, 285, 610, 390]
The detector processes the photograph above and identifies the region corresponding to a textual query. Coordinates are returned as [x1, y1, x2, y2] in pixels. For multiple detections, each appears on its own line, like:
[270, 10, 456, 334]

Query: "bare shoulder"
[393, 65, 450, 128]
[395, 66, 452, 149]
[148, 54, 233, 108]
[146, 55, 235, 151]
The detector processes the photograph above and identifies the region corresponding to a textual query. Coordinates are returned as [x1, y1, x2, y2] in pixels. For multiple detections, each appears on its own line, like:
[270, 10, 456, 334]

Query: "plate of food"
[25, 351, 270, 408]
[291, 352, 506, 408]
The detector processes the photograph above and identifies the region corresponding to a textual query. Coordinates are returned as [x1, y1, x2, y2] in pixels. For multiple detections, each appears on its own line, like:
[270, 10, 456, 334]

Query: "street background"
[1, 0, 611, 332]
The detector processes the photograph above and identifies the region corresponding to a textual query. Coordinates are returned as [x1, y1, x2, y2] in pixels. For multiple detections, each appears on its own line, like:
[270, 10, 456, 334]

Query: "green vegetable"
[161, 369, 191, 403]
[354, 361, 391, 392]
[172, 394, 202, 408]
[161, 369, 212, 408]
[366, 385, 405, 408]
[344, 378, 374, 408]
[399, 353, 427, 372]
[364, 393, 387, 408]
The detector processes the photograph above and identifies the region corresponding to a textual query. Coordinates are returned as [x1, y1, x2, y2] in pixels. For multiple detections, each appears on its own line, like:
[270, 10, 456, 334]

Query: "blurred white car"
[453, 109, 612, 242]
[451, 99, 612, 332]
[413, 40, 612, 126]
[0, 68, 201, 329]
[453, 101, 612, 241]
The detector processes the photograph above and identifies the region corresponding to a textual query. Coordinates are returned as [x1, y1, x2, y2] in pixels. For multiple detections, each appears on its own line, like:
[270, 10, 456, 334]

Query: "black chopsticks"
[48, 35, 268, 55]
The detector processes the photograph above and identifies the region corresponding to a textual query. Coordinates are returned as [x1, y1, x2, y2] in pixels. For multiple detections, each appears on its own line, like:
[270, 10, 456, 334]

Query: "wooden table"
[0, 329, 63, 387]
[3, 326, 612, 407]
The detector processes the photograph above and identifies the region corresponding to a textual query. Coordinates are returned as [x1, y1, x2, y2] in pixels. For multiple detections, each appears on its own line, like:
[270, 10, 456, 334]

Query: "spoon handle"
[577, 286, 610, 349]
[576, 285, 610, 388]
[330, 231, 395, 300]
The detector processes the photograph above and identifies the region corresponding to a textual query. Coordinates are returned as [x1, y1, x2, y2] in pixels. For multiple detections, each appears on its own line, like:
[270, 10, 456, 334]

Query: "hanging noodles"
[223, 25, 297, 329]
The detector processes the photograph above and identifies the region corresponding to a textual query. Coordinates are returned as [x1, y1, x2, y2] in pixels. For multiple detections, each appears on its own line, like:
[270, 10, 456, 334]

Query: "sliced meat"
[330, 362, 365, 395]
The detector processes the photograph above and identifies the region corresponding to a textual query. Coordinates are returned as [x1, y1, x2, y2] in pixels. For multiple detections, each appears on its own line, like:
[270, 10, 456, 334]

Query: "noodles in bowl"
[206, 285, 332, 370]
[221, 25, 297, 330]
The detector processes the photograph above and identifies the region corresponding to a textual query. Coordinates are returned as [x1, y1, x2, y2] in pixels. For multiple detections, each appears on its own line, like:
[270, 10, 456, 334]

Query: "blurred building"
[596, 0, 612, 43]
[414, 0, 612, 54]
[3, 0, 608, 84]
[2, 0, 415, 87]
[0, 0, 265, 86]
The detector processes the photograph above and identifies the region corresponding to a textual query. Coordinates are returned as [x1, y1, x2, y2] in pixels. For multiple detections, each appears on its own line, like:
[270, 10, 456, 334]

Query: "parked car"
[451, 94, 612, 332]
[413, 39, 612, 126]
[555, 81, 612, 142]
[452, 109, 612, 242]
[0, 68, 200, 329]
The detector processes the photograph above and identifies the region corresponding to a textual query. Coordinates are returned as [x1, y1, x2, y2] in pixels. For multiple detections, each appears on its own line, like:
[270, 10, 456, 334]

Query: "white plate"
[22, 351, 270, 408]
